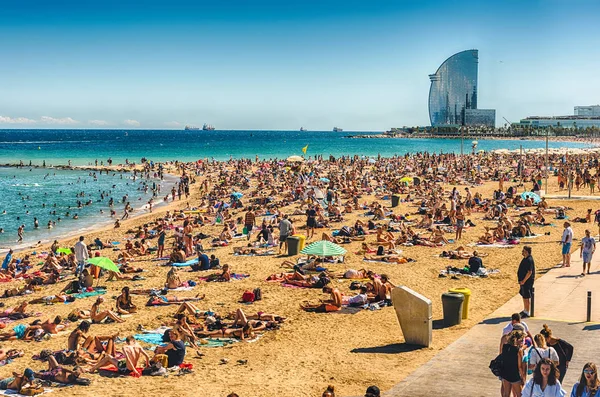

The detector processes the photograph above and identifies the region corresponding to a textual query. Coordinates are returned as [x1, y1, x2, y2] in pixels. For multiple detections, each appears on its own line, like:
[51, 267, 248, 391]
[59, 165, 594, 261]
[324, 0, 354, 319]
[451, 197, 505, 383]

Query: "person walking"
[580, 229, 595, 276]
[518, 246, 535, 318]
[560, 222, 573, 267]
[522, 358, 566, 397]
[500, 329, 526, 397]
[540, 324, 574, 383]
[74, 236, 89, 277]
[571, 362, 599, 397]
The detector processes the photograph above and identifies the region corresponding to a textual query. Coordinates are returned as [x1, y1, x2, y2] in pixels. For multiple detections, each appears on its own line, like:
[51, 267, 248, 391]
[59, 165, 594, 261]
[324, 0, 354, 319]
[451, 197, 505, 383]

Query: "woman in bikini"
[90, 297, 125, 323]
[115, 287, 137, 314]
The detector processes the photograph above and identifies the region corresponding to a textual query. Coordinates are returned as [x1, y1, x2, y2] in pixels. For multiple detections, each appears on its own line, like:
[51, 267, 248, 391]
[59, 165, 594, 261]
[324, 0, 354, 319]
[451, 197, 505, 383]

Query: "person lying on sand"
[146, 294, 205, 306]
[300, 286, 342, 313]
[34, 355, 86, 385]
[29, 294, 76, 304]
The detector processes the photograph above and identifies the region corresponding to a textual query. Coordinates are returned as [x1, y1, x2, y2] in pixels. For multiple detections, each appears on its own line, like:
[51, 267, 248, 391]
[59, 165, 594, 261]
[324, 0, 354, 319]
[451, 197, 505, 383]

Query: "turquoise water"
[0, 167, 172, 250]
[0, 129, 590, 166]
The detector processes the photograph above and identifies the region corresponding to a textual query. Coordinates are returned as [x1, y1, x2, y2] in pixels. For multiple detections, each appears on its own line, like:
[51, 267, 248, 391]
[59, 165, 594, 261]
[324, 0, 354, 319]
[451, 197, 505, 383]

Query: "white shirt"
[562, 227, 573, 244]
[528, 346, 560, 367]
[522, 378, 565, 397]
[502, 321, 530, 336]
[74, 240, 89, 262]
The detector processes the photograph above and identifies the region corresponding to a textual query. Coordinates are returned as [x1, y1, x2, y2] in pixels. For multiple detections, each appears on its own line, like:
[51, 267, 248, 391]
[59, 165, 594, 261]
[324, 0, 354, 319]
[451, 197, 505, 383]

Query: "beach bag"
[242, 290, 255, 303]
[489, 354, 503, 377]
[253, 288, 262, 301]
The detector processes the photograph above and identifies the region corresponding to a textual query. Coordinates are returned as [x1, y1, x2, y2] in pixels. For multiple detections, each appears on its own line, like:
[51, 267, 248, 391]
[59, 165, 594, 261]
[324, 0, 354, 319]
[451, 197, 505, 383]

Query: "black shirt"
[166, 340, 186, 367]
[468, 256, 483, 274]
[517, 255, 535, 283]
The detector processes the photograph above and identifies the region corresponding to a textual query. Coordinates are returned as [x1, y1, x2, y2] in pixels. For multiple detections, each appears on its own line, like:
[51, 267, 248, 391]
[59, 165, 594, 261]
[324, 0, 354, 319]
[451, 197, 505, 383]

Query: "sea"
[0, 129, 591, 251]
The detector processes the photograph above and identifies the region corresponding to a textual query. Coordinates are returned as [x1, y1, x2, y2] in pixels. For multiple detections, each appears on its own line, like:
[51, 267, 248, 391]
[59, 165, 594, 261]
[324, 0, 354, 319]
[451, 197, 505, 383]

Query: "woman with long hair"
[571, 362, 600, 397]
[540, 324, 574, 382]
[528, 334, 560, 372]
[115, 286, 137, 314]
[522, 358, 565, 397]
[500, 330, 526, 397]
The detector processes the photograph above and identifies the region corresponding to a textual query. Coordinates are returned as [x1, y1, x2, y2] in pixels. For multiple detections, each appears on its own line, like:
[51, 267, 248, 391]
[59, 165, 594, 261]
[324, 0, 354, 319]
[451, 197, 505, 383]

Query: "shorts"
[456, 219, 465, 228]
[562, 243, 572, 255]
[244, 224, 253, 233]
[12, 324, 26, 339]
[583, 251, 593, 263]
[307, 218, 317, 228]
[279, 234, 288, 242]
[0, 377, 15, 390]
[519, 283, 533, 299]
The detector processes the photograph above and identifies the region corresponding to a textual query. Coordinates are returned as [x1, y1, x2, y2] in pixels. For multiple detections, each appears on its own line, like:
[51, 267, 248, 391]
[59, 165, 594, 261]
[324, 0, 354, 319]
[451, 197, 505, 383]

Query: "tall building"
[428, 49, 495, 127]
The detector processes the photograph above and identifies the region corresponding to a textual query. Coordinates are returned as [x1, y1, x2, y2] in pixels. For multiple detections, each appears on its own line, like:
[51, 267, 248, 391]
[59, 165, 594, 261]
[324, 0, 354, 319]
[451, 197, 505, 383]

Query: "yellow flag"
[302, 145, 308, 154]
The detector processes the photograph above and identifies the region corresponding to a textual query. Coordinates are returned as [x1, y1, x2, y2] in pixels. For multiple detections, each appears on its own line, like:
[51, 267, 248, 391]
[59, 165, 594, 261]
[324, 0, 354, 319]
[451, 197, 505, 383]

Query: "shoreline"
[0, 167, 181, 254]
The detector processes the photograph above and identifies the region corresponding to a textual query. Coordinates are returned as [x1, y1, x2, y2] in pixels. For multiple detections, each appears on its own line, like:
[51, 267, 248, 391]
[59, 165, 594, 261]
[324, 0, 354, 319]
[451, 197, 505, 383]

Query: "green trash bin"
[287, 236, 301, 256]
[391, 194, 401, 207]
[442, 292, 464, 326]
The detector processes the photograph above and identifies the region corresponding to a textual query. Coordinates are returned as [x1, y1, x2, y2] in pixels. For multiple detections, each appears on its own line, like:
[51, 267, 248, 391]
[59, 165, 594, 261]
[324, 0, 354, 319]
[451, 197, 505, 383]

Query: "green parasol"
[300, 240, 347, 257]
[56, 247, 72, 255]
[87, 257, 120, 273]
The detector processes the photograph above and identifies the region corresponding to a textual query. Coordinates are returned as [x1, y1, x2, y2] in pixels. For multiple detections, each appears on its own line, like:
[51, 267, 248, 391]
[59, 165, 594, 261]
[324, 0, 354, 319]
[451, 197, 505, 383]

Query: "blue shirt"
[571, 383, 599, 397]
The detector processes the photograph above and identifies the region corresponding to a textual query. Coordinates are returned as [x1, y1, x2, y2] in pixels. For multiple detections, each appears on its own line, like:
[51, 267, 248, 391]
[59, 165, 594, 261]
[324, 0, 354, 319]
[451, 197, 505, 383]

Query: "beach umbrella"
[231, 192, 244, 199]
[368, 158, 377, 164]
[520, 191, 541, 204]
[287, 155, 304, 162]
[300, 240, 347, 257]
[87, 257, 120, 273]
[56, 247, 72, 255]
[319, 177, 330, 183]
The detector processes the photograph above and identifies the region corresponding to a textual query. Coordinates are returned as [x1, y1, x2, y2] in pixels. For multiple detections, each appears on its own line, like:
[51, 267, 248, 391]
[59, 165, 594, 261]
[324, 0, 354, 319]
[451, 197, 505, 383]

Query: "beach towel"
[171, 258, 199, 267]
[168, 286, 195, 291]
[233, 250, 275, 257]
[72, 290, 107, 299]
[99, 365, 143, 378]
[468, 243, 515, 248]
[0, 387, 53, 397]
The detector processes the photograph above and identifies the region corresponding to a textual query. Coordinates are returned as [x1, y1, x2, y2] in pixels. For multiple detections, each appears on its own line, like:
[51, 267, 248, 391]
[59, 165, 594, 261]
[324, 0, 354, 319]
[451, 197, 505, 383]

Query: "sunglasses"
[584, 370, 596, 375]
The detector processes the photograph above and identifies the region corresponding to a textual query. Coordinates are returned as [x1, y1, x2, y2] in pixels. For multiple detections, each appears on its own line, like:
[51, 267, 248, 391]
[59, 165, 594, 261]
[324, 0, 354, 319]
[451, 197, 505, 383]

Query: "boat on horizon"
[203, 123, 215, 131]
[300, 127, 306, 131]
[184, 125, 199, 131]
[333, 127, 343, 132]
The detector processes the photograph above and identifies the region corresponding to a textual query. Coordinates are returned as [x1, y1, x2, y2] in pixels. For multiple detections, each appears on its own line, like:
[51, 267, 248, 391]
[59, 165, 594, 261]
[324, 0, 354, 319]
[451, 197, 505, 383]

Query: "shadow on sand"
[351, 343, 425, 354]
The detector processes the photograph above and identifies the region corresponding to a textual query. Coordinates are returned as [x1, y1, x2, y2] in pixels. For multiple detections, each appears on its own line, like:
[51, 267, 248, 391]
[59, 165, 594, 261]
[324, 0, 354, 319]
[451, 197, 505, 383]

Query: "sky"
[1, 0, 599, 130]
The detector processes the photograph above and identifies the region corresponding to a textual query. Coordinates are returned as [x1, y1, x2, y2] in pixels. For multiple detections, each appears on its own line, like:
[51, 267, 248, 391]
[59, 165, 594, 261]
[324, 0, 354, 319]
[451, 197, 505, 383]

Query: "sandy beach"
[1, 155, 598, 397]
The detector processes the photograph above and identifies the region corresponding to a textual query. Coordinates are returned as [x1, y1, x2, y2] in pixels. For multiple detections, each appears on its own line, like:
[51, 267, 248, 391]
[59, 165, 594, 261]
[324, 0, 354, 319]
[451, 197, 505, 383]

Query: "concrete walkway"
[385, 247, 600, 396]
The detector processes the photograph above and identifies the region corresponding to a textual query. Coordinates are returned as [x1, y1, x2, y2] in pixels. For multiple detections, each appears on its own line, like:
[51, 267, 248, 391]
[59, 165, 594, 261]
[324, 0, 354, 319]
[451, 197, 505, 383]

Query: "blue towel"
[172, 258, 199, 267]
[134, 333, 165, 345]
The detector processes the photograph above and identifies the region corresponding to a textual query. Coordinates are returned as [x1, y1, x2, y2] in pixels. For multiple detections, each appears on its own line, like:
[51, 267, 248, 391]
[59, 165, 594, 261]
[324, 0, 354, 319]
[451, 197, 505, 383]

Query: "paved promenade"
[384, 247, 600, 397]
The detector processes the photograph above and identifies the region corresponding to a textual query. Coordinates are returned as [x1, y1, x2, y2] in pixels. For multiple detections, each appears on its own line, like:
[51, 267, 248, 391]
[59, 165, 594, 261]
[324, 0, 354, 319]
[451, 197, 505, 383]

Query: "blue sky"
[1, 0, 599, 130]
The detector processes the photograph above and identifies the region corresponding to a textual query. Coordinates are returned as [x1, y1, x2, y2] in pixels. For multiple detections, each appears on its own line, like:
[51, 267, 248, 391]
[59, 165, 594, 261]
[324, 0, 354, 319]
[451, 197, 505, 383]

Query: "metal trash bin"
[391, 194, 401, 207]
[287, 236, 301, 256]
[449, 287, 471, 320]
[442, 292, 464, 326]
